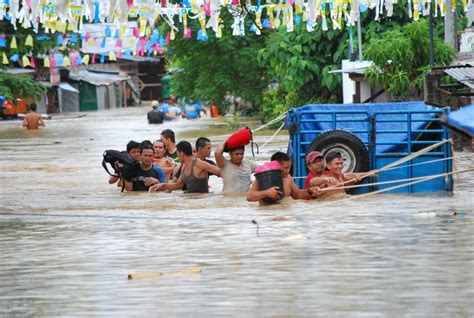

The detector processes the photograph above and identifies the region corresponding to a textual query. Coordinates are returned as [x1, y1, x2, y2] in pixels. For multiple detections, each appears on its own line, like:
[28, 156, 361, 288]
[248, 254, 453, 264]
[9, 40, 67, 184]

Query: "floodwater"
[0, 106, 472, 317]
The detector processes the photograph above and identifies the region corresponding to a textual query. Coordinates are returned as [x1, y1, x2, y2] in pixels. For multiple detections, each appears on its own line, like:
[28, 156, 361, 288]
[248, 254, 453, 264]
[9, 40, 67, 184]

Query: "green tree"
[364, 20, 455, 99]
[0, 71, 45, 101]
[159, 10, 270, 112]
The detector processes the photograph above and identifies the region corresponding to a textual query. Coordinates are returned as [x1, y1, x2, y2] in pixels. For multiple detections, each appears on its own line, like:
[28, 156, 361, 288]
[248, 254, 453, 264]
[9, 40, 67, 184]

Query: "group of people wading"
[108, 128, 374, 205]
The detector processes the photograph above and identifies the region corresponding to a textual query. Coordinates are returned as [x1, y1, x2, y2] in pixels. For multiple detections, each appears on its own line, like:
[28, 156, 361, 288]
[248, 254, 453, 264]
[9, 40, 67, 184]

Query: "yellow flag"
[44, 57, 50, 67]
[63, 56, 71, 67]
[2, 52, 8, 65]
[82, 54, 90, 65]
[109, 51, 117, 61]
[121, 24, 127, 36]
[25, 35, 34, 47]
[132, 48, 137, 56]
[22, 55, 31, 67]
[10, 36, 17, 49]
[56, 21, 67, 33]
[146, 26, 152, 37]
[170, 29, 175, 41]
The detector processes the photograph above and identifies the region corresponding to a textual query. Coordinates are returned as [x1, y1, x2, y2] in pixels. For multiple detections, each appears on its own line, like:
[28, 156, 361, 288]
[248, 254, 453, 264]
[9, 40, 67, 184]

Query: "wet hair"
[153, 139, 165, 148]
[326, 152, 342, 164]
[141, 140, 153, 148]
[141, 144, 155, 154]
[29, 103, 37, 111]
[196, 137, 211, 150]
[161, 129, 175, 143]
[177, 141, 193, 156]
[229, 146, 245, 153]
[126, 140, 141, 153]
[270, 151, 291, 163]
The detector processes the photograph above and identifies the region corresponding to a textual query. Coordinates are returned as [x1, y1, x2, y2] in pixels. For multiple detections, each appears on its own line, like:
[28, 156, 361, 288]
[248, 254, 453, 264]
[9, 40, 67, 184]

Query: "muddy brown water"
[0, 107, 473, 316]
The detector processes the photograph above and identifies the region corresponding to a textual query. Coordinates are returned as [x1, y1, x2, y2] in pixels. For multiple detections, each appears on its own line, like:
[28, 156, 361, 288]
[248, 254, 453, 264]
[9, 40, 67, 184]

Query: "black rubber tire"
[307, 130, 369, 173]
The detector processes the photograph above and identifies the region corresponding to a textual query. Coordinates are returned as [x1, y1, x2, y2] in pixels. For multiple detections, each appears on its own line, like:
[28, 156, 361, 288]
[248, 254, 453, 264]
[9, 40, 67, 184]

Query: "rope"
[318, 168, 473, 192]
[255, 167, 474, 222]
[253, 112, 287, 132]
[258, 122, 285, 151]
[292, 153, 474, 179]
[320, 139, 452, 193]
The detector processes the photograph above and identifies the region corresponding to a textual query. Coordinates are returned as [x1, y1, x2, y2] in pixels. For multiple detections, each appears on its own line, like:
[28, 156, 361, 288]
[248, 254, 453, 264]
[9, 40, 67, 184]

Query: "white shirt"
[221, 158, 257, 193]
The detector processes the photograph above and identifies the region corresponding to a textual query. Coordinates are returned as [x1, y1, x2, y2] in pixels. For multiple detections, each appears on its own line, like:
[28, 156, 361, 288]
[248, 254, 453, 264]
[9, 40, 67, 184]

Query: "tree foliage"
[364, 20, 455, 99]
[160, 10, 270, 111]
[0, 71, 45, 101]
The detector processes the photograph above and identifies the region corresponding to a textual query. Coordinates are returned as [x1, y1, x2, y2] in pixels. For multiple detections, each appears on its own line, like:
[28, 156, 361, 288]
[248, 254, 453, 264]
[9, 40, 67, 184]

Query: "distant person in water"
[22, 103, 45, 130]
[147, 100, 164, 124]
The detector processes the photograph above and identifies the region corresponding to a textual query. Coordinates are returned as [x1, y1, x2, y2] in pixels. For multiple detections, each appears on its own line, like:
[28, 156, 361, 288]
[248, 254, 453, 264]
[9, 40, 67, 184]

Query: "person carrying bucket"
[247, 152, 320, 205]
[214, 128, 257, 193]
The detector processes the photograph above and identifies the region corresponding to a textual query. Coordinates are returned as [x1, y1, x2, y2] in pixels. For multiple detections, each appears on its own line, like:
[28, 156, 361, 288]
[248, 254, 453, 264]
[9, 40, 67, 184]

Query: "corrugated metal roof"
[69, 70, 129, 85]
[444, 66, 474, 89]
[3, 67, 36, 75]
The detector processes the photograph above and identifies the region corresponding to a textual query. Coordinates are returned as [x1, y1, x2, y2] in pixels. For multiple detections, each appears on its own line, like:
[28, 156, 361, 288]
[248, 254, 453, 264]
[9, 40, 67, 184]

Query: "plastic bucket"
[224, 127, 252, 151]
[255, 169, 284, 204]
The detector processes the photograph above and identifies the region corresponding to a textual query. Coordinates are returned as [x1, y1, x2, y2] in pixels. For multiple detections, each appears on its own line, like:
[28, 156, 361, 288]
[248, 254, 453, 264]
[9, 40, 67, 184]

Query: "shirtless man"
[22, 103, 45, 130]
[149, 141, 220, 193]
[247, 152, 318, 204]
[311, 152, 375, 198]
[152, 139, 175, 181]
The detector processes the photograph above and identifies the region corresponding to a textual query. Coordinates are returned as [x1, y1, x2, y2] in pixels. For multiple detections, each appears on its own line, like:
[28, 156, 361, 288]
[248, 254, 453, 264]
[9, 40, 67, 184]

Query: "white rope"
[258, 122, 285, 151]
[255, 167, 474, 222]
[321, 139, 452, 192]
[292, 153, 474, 179]
[253, 112, 287, 132]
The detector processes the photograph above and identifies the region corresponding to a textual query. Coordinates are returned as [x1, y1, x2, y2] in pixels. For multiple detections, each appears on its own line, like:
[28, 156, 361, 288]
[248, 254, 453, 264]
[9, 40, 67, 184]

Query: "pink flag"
[30, 56, 36, 68]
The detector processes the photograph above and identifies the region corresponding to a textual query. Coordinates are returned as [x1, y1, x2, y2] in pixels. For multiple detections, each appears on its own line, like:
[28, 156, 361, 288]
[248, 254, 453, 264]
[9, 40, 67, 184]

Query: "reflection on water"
[0, 107, 473, 316]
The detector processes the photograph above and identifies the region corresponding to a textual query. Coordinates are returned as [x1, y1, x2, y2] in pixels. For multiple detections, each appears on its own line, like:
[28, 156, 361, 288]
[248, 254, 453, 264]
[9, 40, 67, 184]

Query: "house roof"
[69, 70, 129, 85]
[444, 66, 474, 89]
[2, 67, 36, 75]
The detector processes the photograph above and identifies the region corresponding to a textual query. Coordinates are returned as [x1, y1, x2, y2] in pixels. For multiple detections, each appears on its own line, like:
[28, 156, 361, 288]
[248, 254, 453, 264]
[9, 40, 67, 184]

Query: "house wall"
[96, 86, 107, 110]
[60, 89, 80, 112]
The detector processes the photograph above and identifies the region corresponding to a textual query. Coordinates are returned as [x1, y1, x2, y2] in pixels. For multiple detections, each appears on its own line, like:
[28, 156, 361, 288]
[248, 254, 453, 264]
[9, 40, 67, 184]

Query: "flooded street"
[0, 106, 472, 316]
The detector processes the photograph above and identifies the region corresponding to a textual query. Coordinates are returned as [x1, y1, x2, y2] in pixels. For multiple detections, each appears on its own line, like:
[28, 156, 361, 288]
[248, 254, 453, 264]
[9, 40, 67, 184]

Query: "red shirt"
[304, 171, 319, 189]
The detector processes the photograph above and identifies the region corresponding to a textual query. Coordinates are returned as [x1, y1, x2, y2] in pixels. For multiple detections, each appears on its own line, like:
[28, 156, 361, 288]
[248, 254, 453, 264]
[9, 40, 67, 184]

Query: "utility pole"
[444, 0, 458, 51]
[429, 4, 435, 67]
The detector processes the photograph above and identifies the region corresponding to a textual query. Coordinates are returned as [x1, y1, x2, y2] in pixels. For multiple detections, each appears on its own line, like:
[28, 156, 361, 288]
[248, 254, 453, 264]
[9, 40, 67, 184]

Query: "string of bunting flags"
[0, 0, 469, 69]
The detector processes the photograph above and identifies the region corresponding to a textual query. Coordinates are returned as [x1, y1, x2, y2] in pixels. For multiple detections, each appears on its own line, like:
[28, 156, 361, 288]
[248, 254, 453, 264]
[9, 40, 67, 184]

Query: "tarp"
[287, 101, 440, 153]
[445, 104, 474, 136]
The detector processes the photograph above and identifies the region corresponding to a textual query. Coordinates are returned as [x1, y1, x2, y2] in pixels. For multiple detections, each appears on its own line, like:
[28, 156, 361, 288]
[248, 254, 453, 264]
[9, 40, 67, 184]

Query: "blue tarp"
[446, 104, 474, 136]
[287, 101, 440, 153]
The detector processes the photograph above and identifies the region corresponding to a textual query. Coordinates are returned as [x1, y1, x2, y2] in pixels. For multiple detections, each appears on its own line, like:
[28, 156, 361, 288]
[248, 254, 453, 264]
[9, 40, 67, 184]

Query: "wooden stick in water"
[128, 266, 203, 280]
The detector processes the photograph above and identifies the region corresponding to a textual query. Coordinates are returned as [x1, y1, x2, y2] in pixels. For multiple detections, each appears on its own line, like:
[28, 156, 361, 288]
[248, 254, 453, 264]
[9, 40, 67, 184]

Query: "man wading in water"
[149, 141, 220, 193]
[312, 152, 376, 198]
[247, 152, 319, 204]
[215, 143, 257, 193]
[22, 103, 45, 130]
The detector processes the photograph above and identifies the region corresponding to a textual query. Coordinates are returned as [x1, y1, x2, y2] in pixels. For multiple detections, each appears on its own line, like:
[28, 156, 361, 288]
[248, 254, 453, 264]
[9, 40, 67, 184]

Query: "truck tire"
[307, 130, 369, 173]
